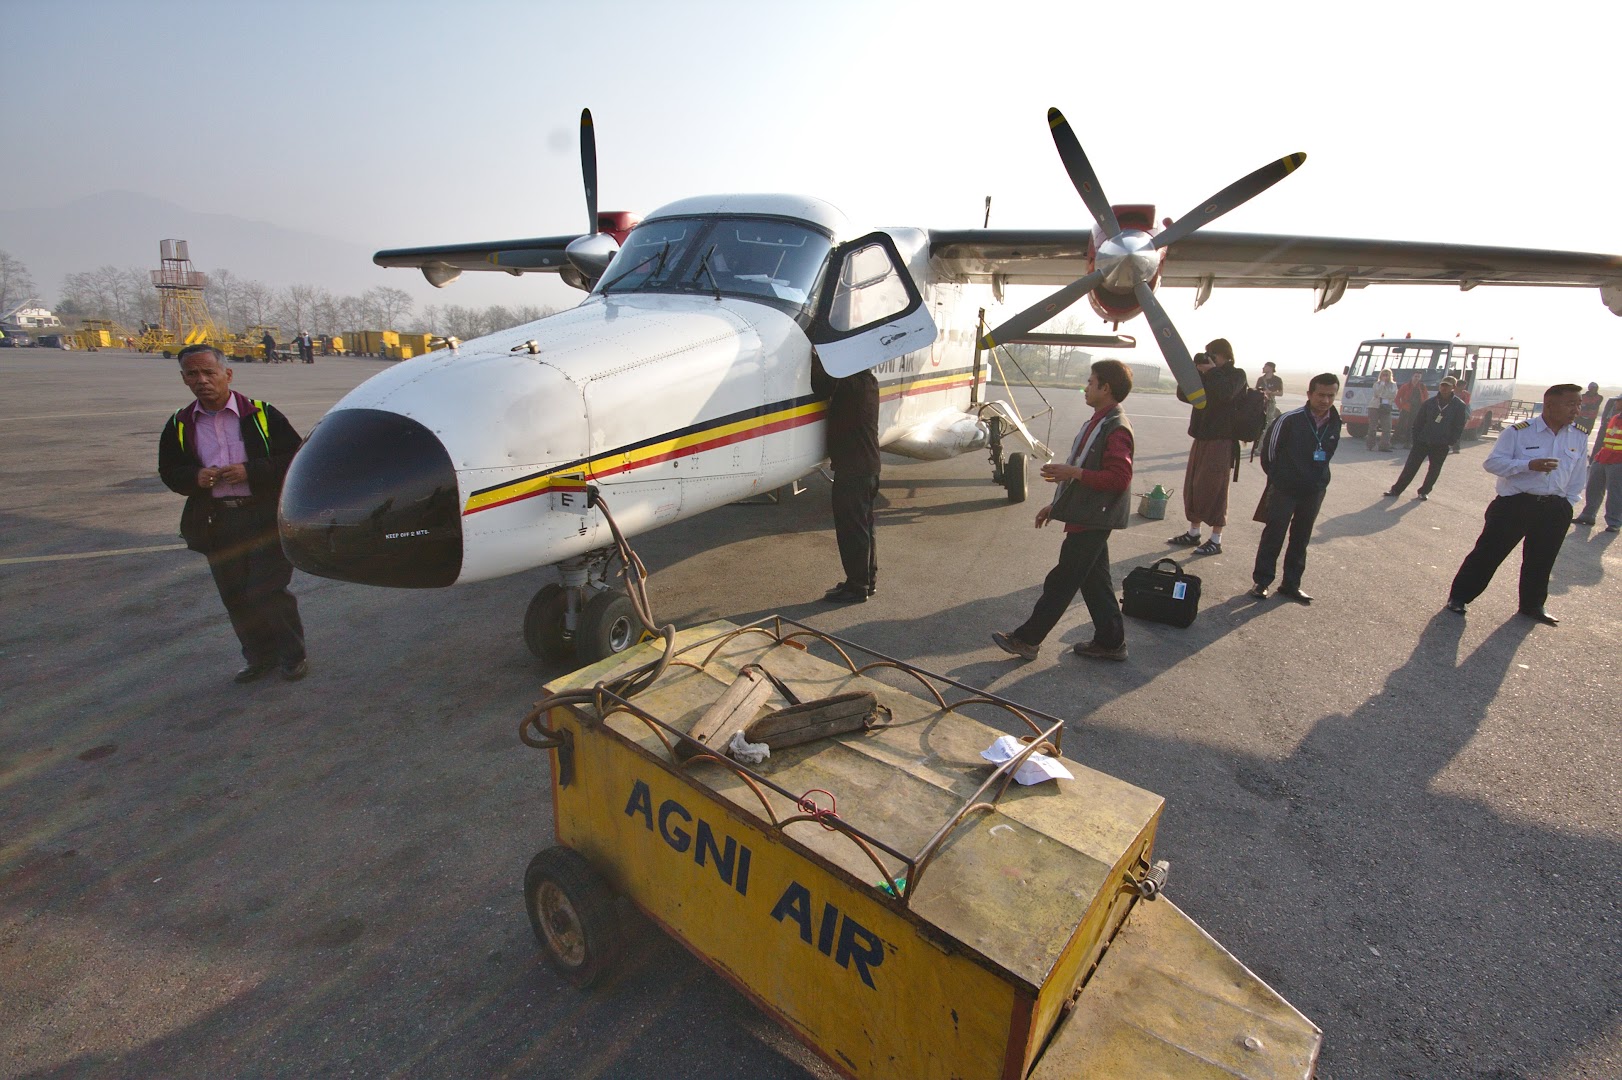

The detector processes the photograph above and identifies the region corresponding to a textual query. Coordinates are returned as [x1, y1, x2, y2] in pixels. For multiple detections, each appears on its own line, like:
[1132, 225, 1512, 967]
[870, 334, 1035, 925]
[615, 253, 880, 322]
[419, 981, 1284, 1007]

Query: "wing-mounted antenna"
[980, 107, 1304, 407]
[564, 108, 620, 284]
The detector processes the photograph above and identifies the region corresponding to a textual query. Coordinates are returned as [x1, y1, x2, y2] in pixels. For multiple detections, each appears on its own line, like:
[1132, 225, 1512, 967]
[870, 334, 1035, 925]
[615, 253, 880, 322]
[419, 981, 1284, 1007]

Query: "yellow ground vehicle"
[525, 618, 1320, 1078]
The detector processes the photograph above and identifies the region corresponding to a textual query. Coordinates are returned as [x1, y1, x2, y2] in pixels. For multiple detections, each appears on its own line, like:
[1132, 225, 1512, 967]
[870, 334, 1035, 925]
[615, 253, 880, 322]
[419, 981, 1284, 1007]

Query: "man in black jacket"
[1249, 373, 1342, 605]
[811, 357, 881, 603]
[159, 345, 307, 682]
[1384, 376, 1470, 500]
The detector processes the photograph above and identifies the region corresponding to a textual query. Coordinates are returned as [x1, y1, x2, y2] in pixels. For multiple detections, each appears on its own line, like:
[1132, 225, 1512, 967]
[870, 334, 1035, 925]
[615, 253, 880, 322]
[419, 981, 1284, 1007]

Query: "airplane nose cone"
[279, 409, 462, 587]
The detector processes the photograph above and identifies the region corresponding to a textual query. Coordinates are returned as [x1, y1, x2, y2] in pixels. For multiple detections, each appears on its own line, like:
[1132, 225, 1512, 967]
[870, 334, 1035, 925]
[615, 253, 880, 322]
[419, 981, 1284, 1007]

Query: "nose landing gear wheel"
[524, 846, 618, 989]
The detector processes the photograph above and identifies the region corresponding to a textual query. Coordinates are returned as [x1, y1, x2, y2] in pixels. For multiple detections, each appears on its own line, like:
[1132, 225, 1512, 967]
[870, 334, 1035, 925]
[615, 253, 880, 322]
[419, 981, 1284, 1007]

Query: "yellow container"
[535, 621, 1320, 1079]
[397, 332, 434, 354]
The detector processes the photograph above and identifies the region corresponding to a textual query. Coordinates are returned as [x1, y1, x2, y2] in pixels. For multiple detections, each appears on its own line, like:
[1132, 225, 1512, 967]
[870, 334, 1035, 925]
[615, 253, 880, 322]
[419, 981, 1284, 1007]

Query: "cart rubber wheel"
[524, 846, 617, 988]
[576, 590, 639, 664]
[1003, 451, 1028, 503]
[523, 583, 570, 662]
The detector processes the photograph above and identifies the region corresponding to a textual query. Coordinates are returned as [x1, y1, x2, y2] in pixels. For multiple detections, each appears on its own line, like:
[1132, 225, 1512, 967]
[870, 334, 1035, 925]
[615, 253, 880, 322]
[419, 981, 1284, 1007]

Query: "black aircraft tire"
[523, 846, 618, 989]
[1004, 452, 1028, 503]
[577, 590, 639, 664]
[523, 583, 570, 662]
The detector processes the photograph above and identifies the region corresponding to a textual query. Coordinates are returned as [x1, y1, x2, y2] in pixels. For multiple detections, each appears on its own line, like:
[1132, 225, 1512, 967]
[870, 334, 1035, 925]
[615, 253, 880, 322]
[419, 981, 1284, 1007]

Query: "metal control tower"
[139, 239, 220, 354]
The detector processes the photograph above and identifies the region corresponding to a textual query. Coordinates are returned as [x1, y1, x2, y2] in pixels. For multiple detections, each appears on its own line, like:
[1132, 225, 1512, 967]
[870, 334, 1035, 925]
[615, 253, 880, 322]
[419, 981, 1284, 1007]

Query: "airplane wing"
[374, 234, 587, 288]
[929, 229, 1622, 314]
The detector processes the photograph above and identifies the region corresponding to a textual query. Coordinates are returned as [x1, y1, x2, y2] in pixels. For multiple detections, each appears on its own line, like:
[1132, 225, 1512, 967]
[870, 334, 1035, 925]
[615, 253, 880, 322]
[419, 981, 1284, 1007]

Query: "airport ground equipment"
[142, 239, 222, 357]
[521, 618, 1321, 1078]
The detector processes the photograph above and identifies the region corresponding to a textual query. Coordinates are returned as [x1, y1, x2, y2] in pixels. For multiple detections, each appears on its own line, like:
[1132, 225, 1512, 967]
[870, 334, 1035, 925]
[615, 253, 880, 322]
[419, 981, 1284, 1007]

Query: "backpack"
[1230, 386, 1269, 443]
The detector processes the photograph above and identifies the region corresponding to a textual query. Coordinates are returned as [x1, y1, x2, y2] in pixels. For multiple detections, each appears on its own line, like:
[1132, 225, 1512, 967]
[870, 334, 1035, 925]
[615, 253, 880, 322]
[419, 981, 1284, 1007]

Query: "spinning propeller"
[564, 108, 620, 282]
[980, 108, 1305, 408]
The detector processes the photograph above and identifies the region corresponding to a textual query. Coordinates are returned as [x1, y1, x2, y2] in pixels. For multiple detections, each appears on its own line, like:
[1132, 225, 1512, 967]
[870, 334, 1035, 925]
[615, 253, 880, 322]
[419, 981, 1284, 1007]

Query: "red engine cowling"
[597, 211, 640, 245]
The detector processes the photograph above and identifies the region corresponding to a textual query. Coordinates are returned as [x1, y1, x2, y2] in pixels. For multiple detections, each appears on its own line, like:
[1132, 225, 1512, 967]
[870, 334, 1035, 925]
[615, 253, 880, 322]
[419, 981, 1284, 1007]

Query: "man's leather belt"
[211, 497, 260, 509]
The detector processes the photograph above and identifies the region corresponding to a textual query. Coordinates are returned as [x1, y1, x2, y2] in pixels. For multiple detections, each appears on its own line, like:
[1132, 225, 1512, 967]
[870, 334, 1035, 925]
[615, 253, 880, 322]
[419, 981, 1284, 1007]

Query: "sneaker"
[992, 631, 1039, 661]
[1192, 539, 1222, 556]
[1572, 516, 1596, 526]
[1072, 639, 1128, 661]
[1166, 530, 1201, 546]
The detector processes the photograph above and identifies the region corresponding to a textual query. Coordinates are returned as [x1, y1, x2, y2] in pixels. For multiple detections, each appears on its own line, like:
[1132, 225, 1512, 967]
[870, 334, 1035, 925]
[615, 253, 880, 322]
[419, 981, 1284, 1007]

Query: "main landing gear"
[986, 415, 1028, 504]
[523, 549, 643, 665]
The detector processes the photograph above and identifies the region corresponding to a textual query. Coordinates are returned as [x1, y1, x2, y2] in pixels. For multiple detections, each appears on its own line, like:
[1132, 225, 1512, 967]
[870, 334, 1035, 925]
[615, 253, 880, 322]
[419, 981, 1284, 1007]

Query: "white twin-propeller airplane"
[277, 108, 1622, 664]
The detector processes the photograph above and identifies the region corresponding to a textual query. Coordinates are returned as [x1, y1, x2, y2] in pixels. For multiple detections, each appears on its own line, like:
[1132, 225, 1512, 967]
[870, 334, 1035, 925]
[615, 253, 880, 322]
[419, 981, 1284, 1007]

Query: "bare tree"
[206, 267, 244, 332]
[364, 286, 413, 327]
[309, 288, 339, 336]
[238, 280, 277, 329]
[124, 267, 159, 326]
[0, 250, 36, 315]
[276, 283, 320, 335]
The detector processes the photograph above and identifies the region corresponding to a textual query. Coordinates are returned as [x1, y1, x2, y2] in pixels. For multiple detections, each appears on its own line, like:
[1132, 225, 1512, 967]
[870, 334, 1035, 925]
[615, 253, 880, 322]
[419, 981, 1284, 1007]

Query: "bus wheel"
[1345, 422, 1367, 441]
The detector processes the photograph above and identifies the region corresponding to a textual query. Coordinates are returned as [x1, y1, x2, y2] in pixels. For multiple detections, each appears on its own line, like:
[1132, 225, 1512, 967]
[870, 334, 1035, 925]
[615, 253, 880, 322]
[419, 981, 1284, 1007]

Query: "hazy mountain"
[0, 191, 565, 311]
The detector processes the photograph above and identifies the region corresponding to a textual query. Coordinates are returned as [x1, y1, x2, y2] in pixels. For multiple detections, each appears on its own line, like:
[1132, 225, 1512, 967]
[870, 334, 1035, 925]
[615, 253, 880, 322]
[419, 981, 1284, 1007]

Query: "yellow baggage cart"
[523, 617, 1321, 1079]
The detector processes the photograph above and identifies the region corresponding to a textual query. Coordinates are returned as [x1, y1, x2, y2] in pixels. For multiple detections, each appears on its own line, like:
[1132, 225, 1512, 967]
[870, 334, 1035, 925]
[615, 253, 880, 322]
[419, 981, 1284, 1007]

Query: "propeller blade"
[580, 107, 599, 235]
[979, 269, 1107, 350]
[1153, 152, 1307, 250]
[1132, 281, 1204, 409]
[1047, 108, 1120, 236]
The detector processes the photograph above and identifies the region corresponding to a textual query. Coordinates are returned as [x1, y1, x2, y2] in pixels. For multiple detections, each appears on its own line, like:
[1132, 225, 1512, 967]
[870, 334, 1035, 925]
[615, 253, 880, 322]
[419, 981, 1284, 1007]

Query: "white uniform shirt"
[1482, 416, 1589, 503]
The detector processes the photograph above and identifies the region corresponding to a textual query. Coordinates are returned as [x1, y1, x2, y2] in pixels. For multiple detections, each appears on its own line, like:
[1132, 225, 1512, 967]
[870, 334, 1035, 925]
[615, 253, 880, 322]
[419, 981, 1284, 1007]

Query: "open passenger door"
[808, 231, 937, 377]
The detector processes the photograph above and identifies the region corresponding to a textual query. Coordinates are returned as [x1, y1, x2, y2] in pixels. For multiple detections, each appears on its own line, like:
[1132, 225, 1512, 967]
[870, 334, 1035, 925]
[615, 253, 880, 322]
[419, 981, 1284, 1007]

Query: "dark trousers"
[1013, 528, 1123, 648]
[830, 473, 878, 593]
[1389, 443, 1451, 496]
[1449, 493, 1573, 611]
[1252, 486, 1325, 590]
[1394, 408, 1418, 447]
[206, 504, 305, 666]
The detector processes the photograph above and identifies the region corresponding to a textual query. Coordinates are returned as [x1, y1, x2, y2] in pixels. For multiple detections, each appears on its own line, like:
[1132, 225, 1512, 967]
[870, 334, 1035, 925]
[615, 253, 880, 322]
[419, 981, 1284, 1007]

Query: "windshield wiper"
[599, 241, 670, 296]
[693, 245, 722, 300]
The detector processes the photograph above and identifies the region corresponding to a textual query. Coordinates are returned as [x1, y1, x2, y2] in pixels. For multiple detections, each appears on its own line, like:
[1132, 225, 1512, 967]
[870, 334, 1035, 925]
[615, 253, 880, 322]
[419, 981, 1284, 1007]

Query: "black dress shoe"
[1444, 599, 1467, 615]
[280, 659, 309, 681]
[1519, 609, 1559, 627]
[821, 584, 868, 604]
[1247, 584, 1269, 600]
[233, 662, 275, 684]
[1277, 586, 1313, 605]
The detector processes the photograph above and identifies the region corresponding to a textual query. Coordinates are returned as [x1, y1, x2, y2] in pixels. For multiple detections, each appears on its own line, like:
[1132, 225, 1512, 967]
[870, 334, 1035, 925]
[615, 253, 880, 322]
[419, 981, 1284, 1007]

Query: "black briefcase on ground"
[1121, 558, 1201, 628]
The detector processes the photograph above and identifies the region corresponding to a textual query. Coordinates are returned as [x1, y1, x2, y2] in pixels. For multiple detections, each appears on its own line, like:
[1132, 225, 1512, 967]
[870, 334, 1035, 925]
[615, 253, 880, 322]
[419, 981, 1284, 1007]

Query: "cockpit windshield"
[594, 216, 833, 313]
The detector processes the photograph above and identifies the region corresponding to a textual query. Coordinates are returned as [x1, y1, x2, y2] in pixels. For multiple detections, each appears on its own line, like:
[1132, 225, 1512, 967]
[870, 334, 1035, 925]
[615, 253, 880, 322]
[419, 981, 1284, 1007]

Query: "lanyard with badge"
[1312, 418, 1330, 463]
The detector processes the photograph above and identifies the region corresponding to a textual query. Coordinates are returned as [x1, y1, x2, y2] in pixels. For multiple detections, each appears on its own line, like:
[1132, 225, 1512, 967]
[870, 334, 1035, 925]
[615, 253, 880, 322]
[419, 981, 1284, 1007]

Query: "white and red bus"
[1339, 337, 1518, 441]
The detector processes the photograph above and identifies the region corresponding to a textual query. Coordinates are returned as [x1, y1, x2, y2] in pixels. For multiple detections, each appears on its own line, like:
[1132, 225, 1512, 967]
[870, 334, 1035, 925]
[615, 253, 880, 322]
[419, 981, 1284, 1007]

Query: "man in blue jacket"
[1249, 373, 1342, 605]
[159, 345, 307, 682]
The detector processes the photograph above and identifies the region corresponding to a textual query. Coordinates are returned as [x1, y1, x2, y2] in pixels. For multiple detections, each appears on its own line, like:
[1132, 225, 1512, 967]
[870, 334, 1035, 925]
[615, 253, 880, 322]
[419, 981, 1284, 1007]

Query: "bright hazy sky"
[4, 0, 1620, 386]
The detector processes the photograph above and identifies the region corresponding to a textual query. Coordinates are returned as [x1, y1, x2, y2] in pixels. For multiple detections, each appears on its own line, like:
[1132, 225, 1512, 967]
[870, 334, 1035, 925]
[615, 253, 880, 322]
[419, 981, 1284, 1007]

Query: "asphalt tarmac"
[1, 349, 1617, 1080]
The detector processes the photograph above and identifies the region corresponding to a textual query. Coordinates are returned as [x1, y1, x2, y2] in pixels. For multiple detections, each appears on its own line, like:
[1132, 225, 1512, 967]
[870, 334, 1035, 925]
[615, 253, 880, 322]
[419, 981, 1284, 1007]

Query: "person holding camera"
[1167, 339, 1247, 555]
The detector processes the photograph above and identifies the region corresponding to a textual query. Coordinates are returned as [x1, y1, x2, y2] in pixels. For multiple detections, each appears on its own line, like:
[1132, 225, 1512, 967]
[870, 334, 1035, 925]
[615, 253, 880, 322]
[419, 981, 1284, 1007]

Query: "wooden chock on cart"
[675, 665, 774, 761]
[744, 690, 888, 752]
